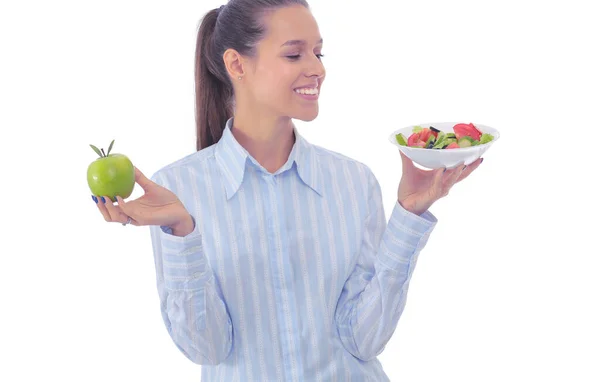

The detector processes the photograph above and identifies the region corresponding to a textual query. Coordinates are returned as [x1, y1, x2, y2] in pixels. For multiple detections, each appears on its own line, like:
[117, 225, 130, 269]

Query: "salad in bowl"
[389, 122, 500, 169]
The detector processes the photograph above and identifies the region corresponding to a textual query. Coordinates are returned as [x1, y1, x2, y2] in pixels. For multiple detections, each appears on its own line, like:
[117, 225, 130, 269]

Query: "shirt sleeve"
[148, 171, 233, 365]
[335, 168, 438, 361]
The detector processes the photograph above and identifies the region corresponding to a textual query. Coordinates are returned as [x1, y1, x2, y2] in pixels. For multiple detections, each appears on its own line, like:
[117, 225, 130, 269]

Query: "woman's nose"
[306, 56, 326, 78]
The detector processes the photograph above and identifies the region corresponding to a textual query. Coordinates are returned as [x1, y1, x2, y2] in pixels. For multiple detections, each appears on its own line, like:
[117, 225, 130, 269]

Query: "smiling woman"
[195, 0, 325, 152]
[133, 1, 455, 381]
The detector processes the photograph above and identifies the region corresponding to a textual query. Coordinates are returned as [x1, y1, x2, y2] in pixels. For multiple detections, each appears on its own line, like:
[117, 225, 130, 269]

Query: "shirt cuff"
[378, 201, 438, 272]
[159, 215, 211, 291]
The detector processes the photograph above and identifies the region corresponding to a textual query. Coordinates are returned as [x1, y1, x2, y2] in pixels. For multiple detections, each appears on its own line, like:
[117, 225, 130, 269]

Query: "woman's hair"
[194, 0, 309, 151]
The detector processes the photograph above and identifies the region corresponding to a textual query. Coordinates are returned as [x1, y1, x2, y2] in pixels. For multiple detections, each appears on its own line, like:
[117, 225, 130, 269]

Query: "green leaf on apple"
[90, 144, 103, 158]
[107, 139, 115, 156]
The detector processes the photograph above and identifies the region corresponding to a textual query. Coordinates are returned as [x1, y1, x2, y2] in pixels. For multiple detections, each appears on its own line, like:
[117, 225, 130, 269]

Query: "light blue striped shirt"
[148, 118, 438, 381]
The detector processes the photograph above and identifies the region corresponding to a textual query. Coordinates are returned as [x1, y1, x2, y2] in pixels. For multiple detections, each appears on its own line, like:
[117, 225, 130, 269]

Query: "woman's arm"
[148, 172, 233, 365]
[335, 168, 438, 361]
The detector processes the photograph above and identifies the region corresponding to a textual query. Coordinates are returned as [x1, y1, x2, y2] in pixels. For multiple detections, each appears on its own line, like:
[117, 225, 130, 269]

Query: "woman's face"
[244, 5, 326, 122]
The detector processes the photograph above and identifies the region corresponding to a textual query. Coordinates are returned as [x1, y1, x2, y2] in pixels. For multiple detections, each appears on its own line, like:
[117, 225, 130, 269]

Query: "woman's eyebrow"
[280, 38, 323, 47]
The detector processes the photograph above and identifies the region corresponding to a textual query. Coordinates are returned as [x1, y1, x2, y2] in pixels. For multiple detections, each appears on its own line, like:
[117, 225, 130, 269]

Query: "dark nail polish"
[101, 196, 106, 203]
[463, 165, 467, 170]
[92, 195, 98, 204]
[480, 158, 484, 164]
[443, 168, 447, 173]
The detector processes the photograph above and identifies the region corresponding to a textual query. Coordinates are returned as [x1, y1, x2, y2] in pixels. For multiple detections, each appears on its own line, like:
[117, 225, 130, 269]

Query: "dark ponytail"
[194, 8, 233, 151]
[194, 0, 310, 151]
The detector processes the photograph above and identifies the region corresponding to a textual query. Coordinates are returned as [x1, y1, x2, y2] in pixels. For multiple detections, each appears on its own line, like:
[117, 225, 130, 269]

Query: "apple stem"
[101, 148, 106, 157]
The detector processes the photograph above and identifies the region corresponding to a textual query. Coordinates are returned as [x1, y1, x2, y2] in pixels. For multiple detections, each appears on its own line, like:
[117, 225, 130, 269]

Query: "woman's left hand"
[397, 151, 484, 216]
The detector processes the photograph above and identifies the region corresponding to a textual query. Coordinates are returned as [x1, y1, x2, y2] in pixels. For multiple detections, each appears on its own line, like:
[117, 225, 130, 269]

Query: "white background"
[1, 0, 598, 381]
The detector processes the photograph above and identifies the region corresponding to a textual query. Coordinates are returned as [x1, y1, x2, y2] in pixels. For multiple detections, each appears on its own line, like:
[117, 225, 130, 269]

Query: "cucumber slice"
[443, 137, 457, 147]
[433, 132, 447, 149]
[425, 134, 436, 146]
[412, 126, 423, 134]
[458, 136, 474, 148]
[395, 133, 408, 146]
[429, 126, 441, 133]
[446, 133, 456, 139]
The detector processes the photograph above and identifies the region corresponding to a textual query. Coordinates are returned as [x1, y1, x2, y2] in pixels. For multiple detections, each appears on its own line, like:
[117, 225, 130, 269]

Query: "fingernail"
[92, 195, 98, 204]
[480, 158, 484, 164]
[101, 196, 106, 203]
[443, 168, 447, 173]
[463, 165, 467, 171]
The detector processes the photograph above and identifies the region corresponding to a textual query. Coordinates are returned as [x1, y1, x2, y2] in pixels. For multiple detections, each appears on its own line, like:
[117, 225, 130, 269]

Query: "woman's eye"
[286, 53, 325, 61]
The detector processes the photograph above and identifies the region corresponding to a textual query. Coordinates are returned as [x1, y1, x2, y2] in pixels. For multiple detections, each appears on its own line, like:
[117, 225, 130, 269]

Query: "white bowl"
[388, 122, 500, 170]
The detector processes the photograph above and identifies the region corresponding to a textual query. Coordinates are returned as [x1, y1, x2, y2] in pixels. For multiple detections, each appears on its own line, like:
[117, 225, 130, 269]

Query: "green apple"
[87, 139, 135, 203]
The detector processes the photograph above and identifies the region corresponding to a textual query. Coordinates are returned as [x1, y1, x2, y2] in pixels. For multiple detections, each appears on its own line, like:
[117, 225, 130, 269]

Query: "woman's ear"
[223, 48, 245, 80]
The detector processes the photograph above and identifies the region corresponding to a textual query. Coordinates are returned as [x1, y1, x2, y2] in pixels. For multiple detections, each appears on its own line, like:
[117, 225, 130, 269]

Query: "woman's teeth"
[294, 87, 318, 95]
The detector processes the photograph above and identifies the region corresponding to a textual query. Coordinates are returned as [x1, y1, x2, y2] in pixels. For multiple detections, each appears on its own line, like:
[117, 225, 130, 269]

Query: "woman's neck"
[230, 110, 296, 174]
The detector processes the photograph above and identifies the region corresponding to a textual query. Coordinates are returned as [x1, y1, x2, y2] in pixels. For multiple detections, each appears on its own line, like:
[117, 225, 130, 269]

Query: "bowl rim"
[388, 122, 500, 151]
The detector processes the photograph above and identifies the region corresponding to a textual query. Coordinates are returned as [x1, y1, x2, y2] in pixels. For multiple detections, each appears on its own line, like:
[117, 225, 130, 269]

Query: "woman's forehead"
[261, 5, 321, 48]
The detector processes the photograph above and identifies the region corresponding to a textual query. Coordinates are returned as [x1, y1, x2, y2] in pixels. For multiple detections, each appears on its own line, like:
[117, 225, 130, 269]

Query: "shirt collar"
[214, 117, 323, 200]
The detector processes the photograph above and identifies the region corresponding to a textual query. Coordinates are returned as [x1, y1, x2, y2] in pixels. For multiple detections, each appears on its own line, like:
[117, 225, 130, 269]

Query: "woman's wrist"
[170, 213, 194, 237]
[398, 198, 428, 216]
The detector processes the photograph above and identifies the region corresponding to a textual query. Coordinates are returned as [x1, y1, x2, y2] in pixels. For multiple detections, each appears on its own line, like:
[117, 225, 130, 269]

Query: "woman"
[92, 0, 483, 380]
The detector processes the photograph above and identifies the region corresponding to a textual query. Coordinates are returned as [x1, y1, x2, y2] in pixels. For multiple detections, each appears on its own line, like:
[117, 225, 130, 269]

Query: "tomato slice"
[453, 124, 469, 140]
[453, 123, 482, 141]
[446, 142, 460, 149]
[419, 127, 432, 142]
[407, 132, 420, 146]
[415, 140, 427, 148]
[470, 123, 483, 139]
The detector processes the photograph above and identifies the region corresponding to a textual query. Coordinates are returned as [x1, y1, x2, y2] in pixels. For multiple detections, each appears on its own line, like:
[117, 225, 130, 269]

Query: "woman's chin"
[292, 106, 319, 122]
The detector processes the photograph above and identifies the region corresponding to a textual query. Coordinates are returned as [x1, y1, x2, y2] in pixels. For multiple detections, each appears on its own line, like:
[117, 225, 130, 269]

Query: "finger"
[128, 216, 141, 226]
[102, 195, 129, 223]
[441, 164, 461, 187]
[439, 164, 463, 196]
[456, 157, 483, 183]
[113, 196, 142, 226]
[115, 195, 143, 225]
[449, 163, 465, 186]
[95, 195, 112, 222]
[134, 166, 154, 193]
[430, 167, 446, 199]
[399, 150, 415, 173]
[121, 214, 141, 226]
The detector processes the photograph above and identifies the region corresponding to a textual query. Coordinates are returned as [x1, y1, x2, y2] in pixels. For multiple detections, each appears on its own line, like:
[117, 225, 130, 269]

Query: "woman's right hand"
[94, 166, 189, 228]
